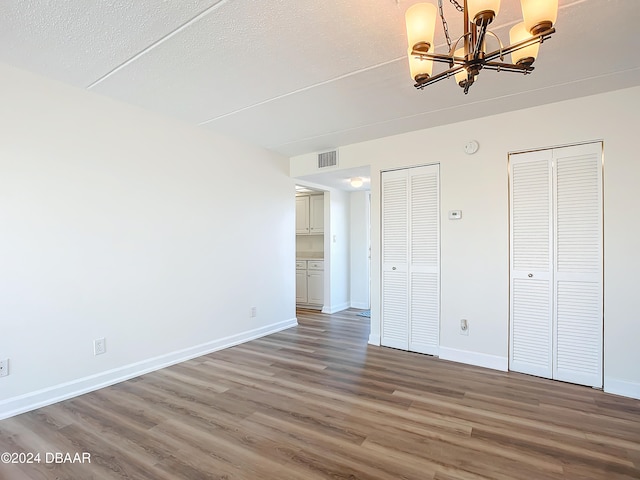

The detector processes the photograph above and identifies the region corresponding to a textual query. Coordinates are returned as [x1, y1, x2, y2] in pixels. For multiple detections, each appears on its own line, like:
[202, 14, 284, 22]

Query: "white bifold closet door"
[381, 164, 440, 355]
[509, 142, 603, 388]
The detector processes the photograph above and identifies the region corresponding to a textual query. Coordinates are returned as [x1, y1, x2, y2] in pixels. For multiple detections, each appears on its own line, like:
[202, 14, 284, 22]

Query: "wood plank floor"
[1, 308, 639, 479]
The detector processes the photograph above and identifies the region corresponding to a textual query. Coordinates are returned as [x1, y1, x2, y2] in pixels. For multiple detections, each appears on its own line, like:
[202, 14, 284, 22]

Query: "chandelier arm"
[413, 51, 466, 65]
[448, 33, 469, 57]
[484, 28, 555, 63]
[414, 64, 466, 89]
[484, 30, 505, 61]
[483, 62, 535, 73]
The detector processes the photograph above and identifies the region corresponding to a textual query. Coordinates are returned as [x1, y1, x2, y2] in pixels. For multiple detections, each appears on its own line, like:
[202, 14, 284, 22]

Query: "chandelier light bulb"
[408, 47, 433, 82]
[405, 3, 437, 52]
[467, 0, 501, 25]
[509, 22, 540, 66]
[521, 0, 558, 35]
[454, 49, 469, 86]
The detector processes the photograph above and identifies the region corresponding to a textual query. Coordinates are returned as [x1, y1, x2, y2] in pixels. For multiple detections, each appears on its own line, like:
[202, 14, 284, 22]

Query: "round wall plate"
[464, 140, 479, 155]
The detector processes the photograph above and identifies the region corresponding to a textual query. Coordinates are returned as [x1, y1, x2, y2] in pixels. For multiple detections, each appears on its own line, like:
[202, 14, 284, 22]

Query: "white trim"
[368, 334, 381, 346]
[322, 302, 350, 314]
[604, 377, 640, 400]
[0, 318, 297, 420]
[439, 347, 508, 372]
[350, 301, 370, 309]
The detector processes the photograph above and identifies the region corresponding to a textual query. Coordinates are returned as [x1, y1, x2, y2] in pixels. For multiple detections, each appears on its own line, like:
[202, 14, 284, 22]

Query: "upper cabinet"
[296, 194, 324, 235]
[295, 196, 310, 234]
[309, 195, 324, 235]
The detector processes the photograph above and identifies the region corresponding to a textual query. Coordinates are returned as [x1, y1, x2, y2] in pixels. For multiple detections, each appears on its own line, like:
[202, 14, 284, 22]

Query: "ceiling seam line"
[86, 0, 232, 90]
[269, 66, 640, 149]
[197, 57, 404, 125]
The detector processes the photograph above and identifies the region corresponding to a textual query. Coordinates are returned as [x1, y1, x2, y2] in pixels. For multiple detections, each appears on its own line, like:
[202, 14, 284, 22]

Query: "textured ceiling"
[1, 0, 639, 159]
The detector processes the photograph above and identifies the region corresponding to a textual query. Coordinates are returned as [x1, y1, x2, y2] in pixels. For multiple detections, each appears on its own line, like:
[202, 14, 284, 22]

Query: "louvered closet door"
[381, 169, 409, 350]
[409, 165, 440, 355]
[382, 165, 440, 353]
[510, 143, 603, 388]
[553, 143, 603, 388]
[509, 150, 554, 379]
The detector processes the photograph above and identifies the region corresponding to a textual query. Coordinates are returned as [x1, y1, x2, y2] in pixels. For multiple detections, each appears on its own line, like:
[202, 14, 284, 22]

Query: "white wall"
[291, 86, 640, 399]
[350, 191, 370, 309]
[323, 190, 351, 313]
[0, 63, 296, 419]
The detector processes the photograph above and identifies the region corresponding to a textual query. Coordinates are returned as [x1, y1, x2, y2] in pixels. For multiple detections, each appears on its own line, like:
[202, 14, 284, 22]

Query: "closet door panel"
[409, 166, 440, 355]
[382, 270, 409, 349]
[381, 170, 409, 350]
[410, 271, 439, 354]
[553, 143, 603, 387]
[555, 281, 602, 386]
[511, 277, 553, 376]
[509, 151, 554, 378]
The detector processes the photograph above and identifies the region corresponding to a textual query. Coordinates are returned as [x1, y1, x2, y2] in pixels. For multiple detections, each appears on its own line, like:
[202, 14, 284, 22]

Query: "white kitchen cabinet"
[296, 268, 308, 303]
[307, 270, 324, 305]
[307, 260, 324, 305]
[296, 194, 323, 235]
[296, 196, 310, 234]
[309, 195, 324, 234]
[296, 260, 324, 307]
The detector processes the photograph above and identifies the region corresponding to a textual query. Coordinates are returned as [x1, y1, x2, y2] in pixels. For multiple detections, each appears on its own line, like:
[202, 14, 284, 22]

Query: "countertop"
[296, 252, 324, 261]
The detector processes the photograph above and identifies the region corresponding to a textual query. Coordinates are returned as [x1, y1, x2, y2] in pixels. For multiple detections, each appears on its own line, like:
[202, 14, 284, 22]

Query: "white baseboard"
[439, 347, 508, 372]
[368, 334, 381, 346]
[0, 318, 298, 420]
[604, 377, 640, 400]
[350, 301, 370, 310]
[322, 302, 350, 314]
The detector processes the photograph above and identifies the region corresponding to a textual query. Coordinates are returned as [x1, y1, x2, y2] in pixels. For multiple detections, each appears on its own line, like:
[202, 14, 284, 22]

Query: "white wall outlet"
[93, 338, 106, 356]
[250, 306, 257, 318]
[0, 359, 9, 377]
[460, 319, 469, 336]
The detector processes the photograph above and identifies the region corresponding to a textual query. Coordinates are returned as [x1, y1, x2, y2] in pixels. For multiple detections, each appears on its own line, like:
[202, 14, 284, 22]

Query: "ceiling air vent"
[317, 150, 338, 169]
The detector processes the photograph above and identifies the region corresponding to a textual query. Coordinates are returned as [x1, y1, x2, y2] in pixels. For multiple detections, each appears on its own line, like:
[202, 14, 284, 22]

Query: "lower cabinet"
[296, 268, 308, 303]
[296, 260, 324, 307]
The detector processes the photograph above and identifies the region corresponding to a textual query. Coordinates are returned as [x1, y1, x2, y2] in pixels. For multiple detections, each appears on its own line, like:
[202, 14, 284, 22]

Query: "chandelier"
[406, 0, 558, 93]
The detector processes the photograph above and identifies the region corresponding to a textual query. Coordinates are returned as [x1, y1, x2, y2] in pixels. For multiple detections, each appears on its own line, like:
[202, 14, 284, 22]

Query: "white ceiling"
[297, 165, 372, 192]
[1, 0, 639, 160]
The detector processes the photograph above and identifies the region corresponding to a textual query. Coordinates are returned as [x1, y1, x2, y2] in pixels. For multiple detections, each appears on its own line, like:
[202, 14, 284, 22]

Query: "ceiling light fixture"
[350, 177, 364, 188]
[406, 0, 558, 94]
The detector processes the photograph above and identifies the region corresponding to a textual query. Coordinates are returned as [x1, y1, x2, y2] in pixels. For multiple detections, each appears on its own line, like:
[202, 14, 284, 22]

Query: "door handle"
[528, 273, 533, 278]
[392, 267, 397, 270]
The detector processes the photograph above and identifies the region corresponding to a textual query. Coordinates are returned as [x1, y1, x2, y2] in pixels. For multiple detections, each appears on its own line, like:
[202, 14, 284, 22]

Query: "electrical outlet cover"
[0, 359, 9, 377]
[460, 319, 469, 336]
[94, 338, 106, 355]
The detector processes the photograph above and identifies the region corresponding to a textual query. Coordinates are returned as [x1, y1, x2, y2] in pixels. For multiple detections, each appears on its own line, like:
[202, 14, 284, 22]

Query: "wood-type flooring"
[1, 308, 639, 479]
